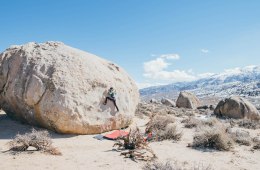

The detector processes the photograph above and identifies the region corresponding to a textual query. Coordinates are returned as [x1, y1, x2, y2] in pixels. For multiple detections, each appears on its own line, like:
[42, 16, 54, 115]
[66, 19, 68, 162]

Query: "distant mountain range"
[140, 65, 260, 103]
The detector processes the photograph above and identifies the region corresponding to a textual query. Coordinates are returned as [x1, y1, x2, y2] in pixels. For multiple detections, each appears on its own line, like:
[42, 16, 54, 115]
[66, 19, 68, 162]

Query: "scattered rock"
[176, 91, 201, 109]
[197, 105, 209, 110]
[0, 42, 139, 134]
[150, 98, 158, 104]
[214, 96, 260, 120]
[209, 105, 215, 111]
[161, 98, 175, 107]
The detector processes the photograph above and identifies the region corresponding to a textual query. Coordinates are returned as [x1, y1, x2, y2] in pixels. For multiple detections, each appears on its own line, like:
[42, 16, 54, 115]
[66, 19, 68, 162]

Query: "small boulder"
[161, 98, 175, 107]
[150, 98, 159, 104]
[176, 91, 201, 109]
[197, 105, 209, 110]
[214, 96, 260, 120]
[209, 105, 215, 111]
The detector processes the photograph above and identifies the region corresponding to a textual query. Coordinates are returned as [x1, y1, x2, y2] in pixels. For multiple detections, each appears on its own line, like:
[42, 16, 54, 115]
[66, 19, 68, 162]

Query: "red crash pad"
[104, 130, 129, 140]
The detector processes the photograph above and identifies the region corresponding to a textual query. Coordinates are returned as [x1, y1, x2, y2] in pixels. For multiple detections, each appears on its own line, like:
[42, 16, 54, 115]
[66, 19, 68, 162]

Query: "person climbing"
[103, 87, 119, 111]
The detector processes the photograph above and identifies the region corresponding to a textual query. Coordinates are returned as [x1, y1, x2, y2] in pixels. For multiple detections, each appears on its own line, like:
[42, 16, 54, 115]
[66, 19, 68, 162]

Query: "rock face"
[161, 98, 175, 107]
[176, 91, 200, 109]
[214, 96, 260, 120]
[0, 42, 139, 134]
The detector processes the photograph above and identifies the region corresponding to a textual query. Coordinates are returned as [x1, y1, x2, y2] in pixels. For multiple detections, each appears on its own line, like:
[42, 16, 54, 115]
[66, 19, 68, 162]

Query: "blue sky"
[1, 0, 260, 88]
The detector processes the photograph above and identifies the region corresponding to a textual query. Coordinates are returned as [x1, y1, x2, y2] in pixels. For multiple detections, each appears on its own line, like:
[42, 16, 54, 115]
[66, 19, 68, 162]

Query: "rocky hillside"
[140, 65, 260, 107]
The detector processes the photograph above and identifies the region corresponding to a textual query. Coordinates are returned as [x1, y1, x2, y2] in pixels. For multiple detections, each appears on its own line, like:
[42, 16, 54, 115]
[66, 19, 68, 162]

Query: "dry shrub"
[143, 161, 213, 170]
[146, 115, 182, 141]
[237, 119, 260, 129]
[7, 129, 61, 155]
[252, 137, 260, 150]
[114, 127, 156, 161]
[191, 125, 233, 151]
[182, 117, 219, 129]
[143, 161, 177, 170]
[114, 128, 146, 150]
[253, 143, 260, 150]
[182, 117, 201, 128]
[157, 123, 182, 141]
[228, 129, 251, 146]
[146, 115, 175, 132]
[202, 117, 219, 127]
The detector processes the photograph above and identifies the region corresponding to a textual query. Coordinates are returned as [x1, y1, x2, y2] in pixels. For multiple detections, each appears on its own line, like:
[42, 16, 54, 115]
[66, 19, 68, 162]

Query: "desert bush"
[146, 115, 175, 133]
[143, 161, 213, 170]
[202, 117, 219, 127]
[146, 115, 182, 141]
[182, 117, 200, 128]
[157, 123, 183, 141]
[182, 117, 219, 129]
[114, 127, 156, 161]
[252, 143, 260, 150]
[191, 125, 233, 151]
[252, 137, 260, 150]
[7, 129, 61, 155]
[237, 119, 260, 129]
[142, 161, 177, 170]
[228, 129, 251, 146]
[114, 127, 146, 150]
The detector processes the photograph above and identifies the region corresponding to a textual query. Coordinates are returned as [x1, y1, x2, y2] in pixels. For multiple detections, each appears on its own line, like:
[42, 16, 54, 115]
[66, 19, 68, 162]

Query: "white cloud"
[136, 82, 165, 89]
[198, 72, 215, 78]
[143, 54, 196, 83]
[144, 70, 196, 81]
[201, 49, 209, 54]
[144, 58, 170, 73]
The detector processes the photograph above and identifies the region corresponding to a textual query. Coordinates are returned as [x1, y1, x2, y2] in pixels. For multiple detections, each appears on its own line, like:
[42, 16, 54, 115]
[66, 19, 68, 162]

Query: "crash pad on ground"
[104, 130, 129, 140]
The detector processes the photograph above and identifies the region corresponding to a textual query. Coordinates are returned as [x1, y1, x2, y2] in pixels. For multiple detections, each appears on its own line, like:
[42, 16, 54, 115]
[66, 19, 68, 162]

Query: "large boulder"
[176, 91, 200, 109]
[214, 96, 260, 120]
[161, 98, 175, 107]
[0, 42, 139, 134]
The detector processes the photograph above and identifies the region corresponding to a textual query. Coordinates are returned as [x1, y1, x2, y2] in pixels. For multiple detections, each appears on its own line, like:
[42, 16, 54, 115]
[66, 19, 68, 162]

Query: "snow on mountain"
[140, 65, 260, 103]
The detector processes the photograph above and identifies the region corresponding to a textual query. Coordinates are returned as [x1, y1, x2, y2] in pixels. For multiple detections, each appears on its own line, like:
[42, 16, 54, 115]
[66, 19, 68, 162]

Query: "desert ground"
[1, 105, 260, 170]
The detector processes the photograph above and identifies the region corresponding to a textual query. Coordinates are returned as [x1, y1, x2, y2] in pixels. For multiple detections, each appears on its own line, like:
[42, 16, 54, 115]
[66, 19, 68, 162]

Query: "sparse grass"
[146, 115, 182, 141]
[7, 129, 61, 155]
[143, 161, 213, 170]
[191, 125, 233, 151]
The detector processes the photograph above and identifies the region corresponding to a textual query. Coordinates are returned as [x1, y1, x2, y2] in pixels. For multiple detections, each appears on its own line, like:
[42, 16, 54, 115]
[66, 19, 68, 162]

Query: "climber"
[103, 87, 119, 111]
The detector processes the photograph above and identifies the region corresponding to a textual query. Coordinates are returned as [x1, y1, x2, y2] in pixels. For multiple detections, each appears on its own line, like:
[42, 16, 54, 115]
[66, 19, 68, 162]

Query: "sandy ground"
[1, 111, 260, 170]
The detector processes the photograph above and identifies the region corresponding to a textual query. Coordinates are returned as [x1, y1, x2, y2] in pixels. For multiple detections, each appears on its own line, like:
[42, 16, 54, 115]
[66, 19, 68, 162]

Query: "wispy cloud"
[160, 53, 180, 60]
[201, 49, 209, 54]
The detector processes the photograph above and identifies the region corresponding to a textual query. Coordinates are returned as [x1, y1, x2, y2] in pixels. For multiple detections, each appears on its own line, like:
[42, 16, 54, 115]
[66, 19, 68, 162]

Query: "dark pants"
[104, 97, 119, 111]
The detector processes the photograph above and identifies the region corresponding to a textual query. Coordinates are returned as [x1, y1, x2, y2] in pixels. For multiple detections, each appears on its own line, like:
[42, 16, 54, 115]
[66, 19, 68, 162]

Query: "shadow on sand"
[0, 111, 76, 140]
